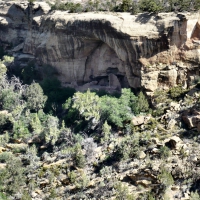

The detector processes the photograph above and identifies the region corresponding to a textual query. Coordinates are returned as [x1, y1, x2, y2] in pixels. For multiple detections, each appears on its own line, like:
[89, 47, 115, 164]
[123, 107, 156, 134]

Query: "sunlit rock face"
[0, 1, 199, 93]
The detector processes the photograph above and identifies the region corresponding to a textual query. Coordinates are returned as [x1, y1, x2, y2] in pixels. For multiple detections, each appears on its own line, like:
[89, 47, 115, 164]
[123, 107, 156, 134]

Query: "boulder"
[164, 136, 182, 150]
[42, 159, 66, 169]
[39, 179, 50, 188]
[138, 151, 146, 159]
[170, 102, 181, 111]
[141, 71, 159, 92]
[31, 192, 38, 198]
[132, 115, 151, 126]
[167, 119, 177, 130]
[0, 163, 6, 169]
[0, 147, 6, 153]
[109, 73, 121, 90]
[0, 110, 8, 115]
[182, 109, 200, 129]
[5, 143, 28, 151]
[136, 180, 151, 187]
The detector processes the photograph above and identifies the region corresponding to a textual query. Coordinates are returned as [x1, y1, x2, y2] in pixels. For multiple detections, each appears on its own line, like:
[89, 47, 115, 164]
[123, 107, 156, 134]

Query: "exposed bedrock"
[0, 1, 200, 93]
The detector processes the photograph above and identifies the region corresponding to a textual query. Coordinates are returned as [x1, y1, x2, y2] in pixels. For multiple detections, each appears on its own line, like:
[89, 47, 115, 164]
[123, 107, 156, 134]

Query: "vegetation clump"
[169, 84, 188, 100]
[49, 0, 200, 13]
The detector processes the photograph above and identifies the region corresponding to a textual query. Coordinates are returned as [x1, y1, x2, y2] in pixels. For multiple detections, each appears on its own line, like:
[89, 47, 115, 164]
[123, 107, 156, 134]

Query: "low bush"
[169, 85, 187, 100]
[51, 2, 84, 13]
[158, 167, 174, 188]
[159, 146, 171, 159]
[0, 152, 13, 163]
[115, 182, 135, 200]
[73, 143, 86, 168]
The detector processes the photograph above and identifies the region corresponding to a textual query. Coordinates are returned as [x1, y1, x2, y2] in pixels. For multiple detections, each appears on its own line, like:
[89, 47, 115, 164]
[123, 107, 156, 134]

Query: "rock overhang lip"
[41, 11, 187, 39]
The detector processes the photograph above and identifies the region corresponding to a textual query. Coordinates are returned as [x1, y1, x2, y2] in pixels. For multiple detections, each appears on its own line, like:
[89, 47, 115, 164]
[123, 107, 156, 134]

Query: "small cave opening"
[106, 67, 119, 74]
[191, 22, 200, 40]
[158, 74, 169, 85]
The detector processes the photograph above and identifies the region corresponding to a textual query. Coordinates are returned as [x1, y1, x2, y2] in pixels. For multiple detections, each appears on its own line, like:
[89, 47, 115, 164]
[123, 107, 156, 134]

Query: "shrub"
[190, 191, 200, 200]
[115, 182, 135, 200]
[117, 0, 132, 12]
[21, 61, 38, 84]
[0, 76, 26, 115]
[100, 88, 137, 127]
[100, 95, 124, 127]
[2, 56, 14, 67]
[132, 91, 149, 114]
[24, 82, 47, 112]
[68, 171, 77, 184]
[131, 2, 139, 14]
[153, 89, 169, 104]
[21, 191, 32, 200]
[49, 188, 57, 199]
[65, 96, 95, 130]
[101, 120, 111, 143]
[0, 132, 9, 146]
[0, 62, 6, 79]
[13, 117, 30, 139]
[0, 89, 21, 112]
[75, 172, 90, 189]
[0, 157, 25, 194]
[51, 1, 84, 13]
[29, 113, 42, 134]
[176, 0, 191, 11]
[73, 143, 86, 168]
[139, 0, 163, 13]
[72, 89, 100, 124]
[193, 0, 200, 10]
[42, 115, 59, 145]
[169, 85, 187, 100]
[152, 107, 165, 117]
[148, 193, 155, 200]
[0, 56, 12, 79]
[25, 144, 39, 165]
[0, 193, 8, 200]
[159, 146, 171, 159]
[0, 152, 13, 163]
[158, 167, 174, 188]
[100, 166, 112, 178]
[115, 135, 139, 161]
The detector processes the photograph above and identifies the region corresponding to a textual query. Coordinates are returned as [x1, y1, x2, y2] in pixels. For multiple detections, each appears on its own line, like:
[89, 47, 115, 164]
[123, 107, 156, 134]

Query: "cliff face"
[0, 1, 200, 93]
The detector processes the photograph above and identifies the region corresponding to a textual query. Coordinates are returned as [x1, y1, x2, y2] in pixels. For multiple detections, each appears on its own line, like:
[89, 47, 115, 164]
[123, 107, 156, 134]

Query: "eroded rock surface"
[0, 1, 200, 92]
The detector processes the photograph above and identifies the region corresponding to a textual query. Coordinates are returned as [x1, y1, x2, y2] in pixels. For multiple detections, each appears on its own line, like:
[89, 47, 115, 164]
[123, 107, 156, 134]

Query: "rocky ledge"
[0, 1, 200, 93]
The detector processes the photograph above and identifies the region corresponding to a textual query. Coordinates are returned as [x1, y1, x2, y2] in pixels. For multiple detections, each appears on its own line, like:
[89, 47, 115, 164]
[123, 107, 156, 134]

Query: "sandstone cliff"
[0, 1, 200, 93]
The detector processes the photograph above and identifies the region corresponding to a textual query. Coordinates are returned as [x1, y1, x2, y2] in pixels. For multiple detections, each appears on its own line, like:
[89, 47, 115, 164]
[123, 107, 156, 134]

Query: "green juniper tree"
[132, 91, 149, 114]
[0, 157, 25, 195]
[131, 1, 139, 14]
[72, 89, 100, 126]
[24, 82, 47, 112]
[139, 0, 163, 13]
[121, 0, 132, 12]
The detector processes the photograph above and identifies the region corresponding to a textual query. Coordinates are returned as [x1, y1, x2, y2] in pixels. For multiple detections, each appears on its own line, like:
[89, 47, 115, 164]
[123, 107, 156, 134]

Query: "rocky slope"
[1, 83, 200, 200]
[0, 1, 200, 93]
